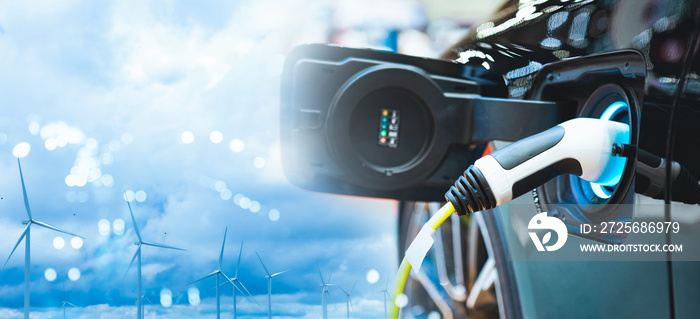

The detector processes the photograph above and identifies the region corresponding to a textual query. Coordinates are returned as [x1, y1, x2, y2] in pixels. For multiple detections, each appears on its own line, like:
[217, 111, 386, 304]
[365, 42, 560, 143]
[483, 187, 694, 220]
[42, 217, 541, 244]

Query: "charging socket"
[528, 50, 645, 244]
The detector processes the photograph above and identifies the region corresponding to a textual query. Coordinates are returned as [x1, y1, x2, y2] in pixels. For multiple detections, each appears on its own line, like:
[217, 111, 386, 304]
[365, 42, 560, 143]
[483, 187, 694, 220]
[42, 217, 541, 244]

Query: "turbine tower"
[3, 159, 84, 319]
[125, 194, 186, 319]
[339, 281, 358, 319]
[380, 277, 390, 319]
[316, 262, 335, 319]
[256, 252, 288, 319]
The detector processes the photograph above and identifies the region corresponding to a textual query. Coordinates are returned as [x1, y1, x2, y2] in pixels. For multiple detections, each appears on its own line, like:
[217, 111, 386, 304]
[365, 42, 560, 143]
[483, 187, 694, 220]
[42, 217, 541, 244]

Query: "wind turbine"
[191, 228, 254, 319]
[316, 262, 336, 319]
[3, 159, 84, 319]
[256, 252, 288, 319]
[338, 281, 358, 319]
[218, 241, 257, 319]
[57, 282, 76, 319]
[125, 193, 186, 319]
[57, 300, 77, 319]
[380, 276, 390, 319]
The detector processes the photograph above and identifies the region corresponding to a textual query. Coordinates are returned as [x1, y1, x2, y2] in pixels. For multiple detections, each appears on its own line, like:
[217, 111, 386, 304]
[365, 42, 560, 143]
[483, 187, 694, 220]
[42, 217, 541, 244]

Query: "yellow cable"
[388, 202, 455, 318]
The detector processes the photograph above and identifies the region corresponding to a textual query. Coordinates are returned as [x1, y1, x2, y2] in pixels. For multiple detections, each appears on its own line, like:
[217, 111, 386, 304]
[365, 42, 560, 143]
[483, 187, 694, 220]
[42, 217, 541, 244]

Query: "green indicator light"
[380, 130, 387, 137]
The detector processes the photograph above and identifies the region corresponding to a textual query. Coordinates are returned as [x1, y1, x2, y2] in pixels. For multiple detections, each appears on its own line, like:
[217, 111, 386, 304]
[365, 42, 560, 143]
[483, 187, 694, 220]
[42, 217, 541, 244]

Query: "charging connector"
[391, 118, 631, 318]
[446, 118, 629, 215]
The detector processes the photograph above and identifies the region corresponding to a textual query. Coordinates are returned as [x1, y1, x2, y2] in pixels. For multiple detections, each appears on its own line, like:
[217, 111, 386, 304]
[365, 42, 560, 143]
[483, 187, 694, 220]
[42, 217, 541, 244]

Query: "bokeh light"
[53, 237, 65, 250]
[188, 287, 201, 306]
[102, 174, 114, 187]
[239, 197, 251, 209]
[160, 288, 173, 307]
[250, 201, 261, 213]
[366, 269, 380, 284]
[12, 142, 31, 158]
[233, 193, 243, 205]
[71, 237, 83, 249]
[253, 157, 266, 168]
[209, 131, 223, 144]
[395, 293, 409, 308]
[121, 133, 134, 145]
[268, 209, 280, 221]
[124, 190, 135, 202]
[180, 131, 194, 144]
[28, 122, 40, 135]
[228, 139, 244, 152]
[214, 181, 226, 192]
[135, 190, 147, 202]
[113, 218, 125, 235]
[427, 311, 441, 319]
[44, 268, 57, 282]
[68, 268, 81, 281]
[98, 219, 111, 236]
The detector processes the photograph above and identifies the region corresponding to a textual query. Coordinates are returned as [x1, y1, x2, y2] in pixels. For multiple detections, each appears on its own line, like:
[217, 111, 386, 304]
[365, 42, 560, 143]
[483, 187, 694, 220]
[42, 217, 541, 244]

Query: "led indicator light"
[378, 108, 399, 148]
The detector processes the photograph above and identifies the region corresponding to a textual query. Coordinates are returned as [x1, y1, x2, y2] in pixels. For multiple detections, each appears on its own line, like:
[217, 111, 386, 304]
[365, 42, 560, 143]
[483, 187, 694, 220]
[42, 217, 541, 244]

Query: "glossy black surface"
[441, 1, 700, 318]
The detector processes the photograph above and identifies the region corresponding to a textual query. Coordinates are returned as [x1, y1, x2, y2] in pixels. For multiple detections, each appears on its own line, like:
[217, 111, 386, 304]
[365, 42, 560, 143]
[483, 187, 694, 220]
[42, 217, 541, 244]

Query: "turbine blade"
[328, 269, 333, 284]
[66, 302, 77, 308]
[220, 272, 242, 294]
[124, 245, 141, 278]
[338, 287, 348, 295]
[125, 193, 142, 242]
[316, 261, 326, 285]
[271, 269, 289, 277]
[219, 227, 227, 270]
[3, 224, 30, 269]
[327, 290, 338, 311]
[17, 159, 33, 220]
[32, 220, 83, 238]
[220, 273, 240, 291]
[235, 241, 244, 278]
[142, 241, 186, 251]
[235, 278, 258, 305]
[350, 280, 358, 295]
[189, 270, 219, 285]
[256, 251, 271, 276]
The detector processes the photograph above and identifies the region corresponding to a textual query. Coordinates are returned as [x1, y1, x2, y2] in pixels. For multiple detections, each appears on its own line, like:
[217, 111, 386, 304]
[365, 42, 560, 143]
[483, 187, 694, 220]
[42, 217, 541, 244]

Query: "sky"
[0, 1, 405, 318]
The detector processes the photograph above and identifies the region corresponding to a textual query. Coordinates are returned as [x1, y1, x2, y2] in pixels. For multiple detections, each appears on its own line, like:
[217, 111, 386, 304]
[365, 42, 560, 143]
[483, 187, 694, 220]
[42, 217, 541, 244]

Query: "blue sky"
[0, 1, 400, 318]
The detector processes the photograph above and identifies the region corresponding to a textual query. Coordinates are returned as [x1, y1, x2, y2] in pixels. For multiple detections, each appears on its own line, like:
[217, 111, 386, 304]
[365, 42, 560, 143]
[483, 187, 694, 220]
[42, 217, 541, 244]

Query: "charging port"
[527, 50, 644, 244]
[565, 83, 633, 209]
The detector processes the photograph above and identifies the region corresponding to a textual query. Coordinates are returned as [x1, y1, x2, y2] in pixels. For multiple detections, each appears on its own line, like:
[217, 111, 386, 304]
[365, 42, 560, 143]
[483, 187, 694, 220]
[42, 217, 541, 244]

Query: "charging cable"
[619, 145, 700, 205]
[389, 118, 629, 318]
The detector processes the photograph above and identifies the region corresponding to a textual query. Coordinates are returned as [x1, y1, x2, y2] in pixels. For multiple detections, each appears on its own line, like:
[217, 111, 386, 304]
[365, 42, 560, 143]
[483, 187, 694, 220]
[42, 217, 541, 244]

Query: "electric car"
[281, 0, 700, 318]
